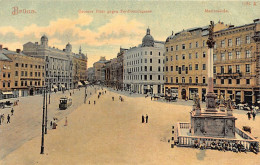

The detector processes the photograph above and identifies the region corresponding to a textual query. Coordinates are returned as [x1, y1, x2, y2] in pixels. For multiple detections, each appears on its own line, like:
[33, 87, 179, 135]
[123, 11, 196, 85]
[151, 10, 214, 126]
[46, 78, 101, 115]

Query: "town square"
[0, 0, 260, 164]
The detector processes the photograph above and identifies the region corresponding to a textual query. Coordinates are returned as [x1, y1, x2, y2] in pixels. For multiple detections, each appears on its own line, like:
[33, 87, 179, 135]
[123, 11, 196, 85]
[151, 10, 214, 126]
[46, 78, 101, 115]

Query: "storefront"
[244, 91, 252, 105]
[189, 88, 198, 100]
[235, 91, 241, 104]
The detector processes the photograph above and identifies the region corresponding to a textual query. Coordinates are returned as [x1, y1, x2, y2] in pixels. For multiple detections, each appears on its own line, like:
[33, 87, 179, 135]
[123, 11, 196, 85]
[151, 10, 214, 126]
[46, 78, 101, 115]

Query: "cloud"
[0, 14, 145, 48]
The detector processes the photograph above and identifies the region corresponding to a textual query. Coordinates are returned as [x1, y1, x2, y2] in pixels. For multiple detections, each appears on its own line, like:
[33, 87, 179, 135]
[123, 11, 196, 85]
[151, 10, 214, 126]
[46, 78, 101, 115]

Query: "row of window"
[2, 72, 11, 78]
[219, 78, 250, 85]
[15, 63, 44, 69]
[217, 64, 251, 73]
[218, 36, 251, 48]
[166, 41, 206, 52]
[124, 74, 164, 81]
[166, 52, 206, 61]
[127, 58, 165, 66]
[213, 50, 251, 61]
[165, 64, 206, 72]
[15, 71, 44, 77]
[126, 51, 162, 59]
[166, 76, 206, 84]
[14, 80, 44, 87]
[125, 66, 164, 73]
[166, 36, 251, 52]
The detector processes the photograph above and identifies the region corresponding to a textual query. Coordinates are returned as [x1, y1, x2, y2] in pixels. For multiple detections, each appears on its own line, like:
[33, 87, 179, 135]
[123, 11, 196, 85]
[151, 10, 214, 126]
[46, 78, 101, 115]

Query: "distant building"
[116, 48, 128, 90]
[72, 46, 88, 88]
[123, 28, 165, 94]
[23, 35, 73, 91]
[93, 56, 107, 83]
[87, 67, 95, 82]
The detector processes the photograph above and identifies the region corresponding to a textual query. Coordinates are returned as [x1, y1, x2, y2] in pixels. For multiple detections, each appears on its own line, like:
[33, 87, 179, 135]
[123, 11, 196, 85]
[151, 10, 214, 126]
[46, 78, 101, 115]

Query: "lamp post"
[40, 87, 46, 154]
[49, 81, 51, 104]
[45, 87, 48, 134]
[84, 85, 87, 104]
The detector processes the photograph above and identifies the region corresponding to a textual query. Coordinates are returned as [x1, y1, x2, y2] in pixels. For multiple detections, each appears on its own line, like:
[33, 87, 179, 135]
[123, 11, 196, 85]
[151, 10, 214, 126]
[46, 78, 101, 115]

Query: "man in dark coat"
[142, 115, 144, 123]
[146, 114, 148, 123]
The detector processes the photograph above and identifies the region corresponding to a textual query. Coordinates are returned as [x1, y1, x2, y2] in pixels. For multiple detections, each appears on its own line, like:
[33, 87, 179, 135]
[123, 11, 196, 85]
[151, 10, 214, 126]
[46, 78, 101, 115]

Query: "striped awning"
[61, 85, 65, 88]
[53, 85, 58, 89]
[84, 81, 89, 85]
[2, 92, 13, 95]
[78, 82, 83, 86]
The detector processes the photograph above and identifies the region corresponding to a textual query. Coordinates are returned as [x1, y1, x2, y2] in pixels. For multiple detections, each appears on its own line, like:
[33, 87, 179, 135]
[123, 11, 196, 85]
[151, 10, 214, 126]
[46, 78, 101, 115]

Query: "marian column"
[206, 21, 217, 112]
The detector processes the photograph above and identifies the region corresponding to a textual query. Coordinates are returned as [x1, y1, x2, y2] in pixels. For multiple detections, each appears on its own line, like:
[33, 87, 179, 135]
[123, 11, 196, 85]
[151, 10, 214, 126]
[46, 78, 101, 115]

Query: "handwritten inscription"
[12, 6, 37, 15]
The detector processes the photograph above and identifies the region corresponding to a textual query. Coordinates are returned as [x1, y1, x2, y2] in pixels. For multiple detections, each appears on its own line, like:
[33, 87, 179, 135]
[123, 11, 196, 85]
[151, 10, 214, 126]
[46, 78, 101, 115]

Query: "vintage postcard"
[0, 0, 259, 164]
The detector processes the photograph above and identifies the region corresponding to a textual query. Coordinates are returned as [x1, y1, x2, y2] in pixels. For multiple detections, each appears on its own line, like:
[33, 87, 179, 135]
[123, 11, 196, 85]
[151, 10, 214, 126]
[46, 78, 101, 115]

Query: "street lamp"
[45, 86, 48, 134]
[40, 87, 46, 154]
[84, 84, 87, 104]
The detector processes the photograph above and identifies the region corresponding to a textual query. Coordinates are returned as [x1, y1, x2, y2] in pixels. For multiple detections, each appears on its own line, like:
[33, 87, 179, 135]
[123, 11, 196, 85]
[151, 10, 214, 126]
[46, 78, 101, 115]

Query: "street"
[0, 87, 260, 165]
[0, 86, 95, 160]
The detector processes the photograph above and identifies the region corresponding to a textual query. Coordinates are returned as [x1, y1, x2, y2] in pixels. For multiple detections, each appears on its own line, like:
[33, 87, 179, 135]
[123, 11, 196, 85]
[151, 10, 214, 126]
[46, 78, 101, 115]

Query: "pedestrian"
[247, 111, 251, 120]
[64, 117, 68, 126]
[142, 115, 144, 123]
[52, 122, 57, 129]
[86, 94, 87, 98]
[70, 92, 72, 96]
[50, 121, 53, 127]
[11, 108, 14, 116]
[252, 112, 256, 120]
[94, 100, 96, 105]
[151, 96, 152, 101]
[146, 114, 148, 123]
[112, 97, 114, 101]
[7, 114, 10, 124]
[89, 101, 91, 104]
[0, 114, 2, 125]
[2, 114, 4, 122]
[105, 91, 106, 94]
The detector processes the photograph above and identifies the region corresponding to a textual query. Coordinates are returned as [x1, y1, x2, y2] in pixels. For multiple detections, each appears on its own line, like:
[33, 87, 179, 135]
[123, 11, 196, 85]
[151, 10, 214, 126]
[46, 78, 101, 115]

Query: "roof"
[0, 52, 12, 61]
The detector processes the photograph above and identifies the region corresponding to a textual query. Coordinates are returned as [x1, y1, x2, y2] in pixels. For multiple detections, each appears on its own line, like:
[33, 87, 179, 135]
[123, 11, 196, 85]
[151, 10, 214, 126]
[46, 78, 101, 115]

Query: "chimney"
[16, 49, 21, 53]
[0, 44, 2, 50]
[3, 47, 8, 50]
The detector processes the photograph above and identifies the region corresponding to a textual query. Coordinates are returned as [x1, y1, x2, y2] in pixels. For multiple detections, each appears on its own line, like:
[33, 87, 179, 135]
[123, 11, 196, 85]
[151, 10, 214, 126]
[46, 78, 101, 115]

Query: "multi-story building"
[123, 28, 165, 94]
[0, 46, 13, 99]
[93, 56, 107, 83]
[165, 19, 260, 104]
[104, 58, 117, 88]
[23, 35, 73, 91]
[87, 67, 95, 83]
[0, 46, 45, 98]
[213, 19, 260, 104]
[116, 48, 127, 90]
[72, 46, 88, 88]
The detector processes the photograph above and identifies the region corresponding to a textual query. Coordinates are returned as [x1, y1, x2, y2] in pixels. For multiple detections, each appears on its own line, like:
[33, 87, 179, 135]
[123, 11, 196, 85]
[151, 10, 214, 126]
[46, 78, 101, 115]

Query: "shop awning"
[2, 92, 13, 95]
[78, 82, 83, 86]
[84, 81, 89, 85]
[61, 85, 65, 88]
[53, 85, 58, 89]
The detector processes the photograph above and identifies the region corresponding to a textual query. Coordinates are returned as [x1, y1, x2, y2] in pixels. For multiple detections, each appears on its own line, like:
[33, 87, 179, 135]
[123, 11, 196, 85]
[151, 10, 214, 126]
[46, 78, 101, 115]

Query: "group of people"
[247, 110, 257, 120]
[141, 114, 149, 123]
[0, 108, 14, 125]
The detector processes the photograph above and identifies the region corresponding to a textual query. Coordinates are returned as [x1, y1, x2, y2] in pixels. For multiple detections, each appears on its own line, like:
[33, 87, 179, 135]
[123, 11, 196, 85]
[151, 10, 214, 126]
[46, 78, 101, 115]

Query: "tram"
[59, 97, 72, 110]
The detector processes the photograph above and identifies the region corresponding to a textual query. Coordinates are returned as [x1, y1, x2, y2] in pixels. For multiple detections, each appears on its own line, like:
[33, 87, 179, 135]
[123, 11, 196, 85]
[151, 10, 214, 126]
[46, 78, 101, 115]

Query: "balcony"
[216, 72, 242, 78]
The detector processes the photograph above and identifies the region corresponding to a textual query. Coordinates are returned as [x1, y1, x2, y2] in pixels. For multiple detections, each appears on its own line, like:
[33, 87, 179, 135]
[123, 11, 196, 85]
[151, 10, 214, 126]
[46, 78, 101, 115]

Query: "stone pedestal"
[191, 112, 237, 138]
[205, 92, 217, 112]
[227, 108, 233, 116]
[220, 104, 225, 112]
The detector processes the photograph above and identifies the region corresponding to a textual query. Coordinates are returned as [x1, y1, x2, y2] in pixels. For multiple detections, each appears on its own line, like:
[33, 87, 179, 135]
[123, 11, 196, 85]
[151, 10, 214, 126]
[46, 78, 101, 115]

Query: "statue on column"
[219, 93, 225, 105]
[206, 21, 215, 48]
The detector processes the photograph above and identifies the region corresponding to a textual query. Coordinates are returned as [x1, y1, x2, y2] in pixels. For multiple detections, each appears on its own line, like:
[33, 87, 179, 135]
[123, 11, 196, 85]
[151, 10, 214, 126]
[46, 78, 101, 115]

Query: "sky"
[0, 0, 259, 67]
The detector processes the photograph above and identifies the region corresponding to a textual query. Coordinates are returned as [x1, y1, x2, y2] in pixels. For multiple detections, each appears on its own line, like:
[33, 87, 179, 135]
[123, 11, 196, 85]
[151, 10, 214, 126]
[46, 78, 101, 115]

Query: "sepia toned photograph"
[0, 0, 259, 164]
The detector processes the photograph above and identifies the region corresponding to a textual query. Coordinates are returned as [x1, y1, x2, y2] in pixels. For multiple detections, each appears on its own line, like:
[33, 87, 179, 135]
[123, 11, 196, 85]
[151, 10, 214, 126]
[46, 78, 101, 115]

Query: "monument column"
[206, 21, 217, 112]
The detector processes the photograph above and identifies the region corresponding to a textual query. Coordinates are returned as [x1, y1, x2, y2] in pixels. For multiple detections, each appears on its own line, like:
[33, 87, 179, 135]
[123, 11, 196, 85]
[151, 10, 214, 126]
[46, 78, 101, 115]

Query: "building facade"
[213, 19, 260, 104]
[164, 19, 260, 104]
[87, 67, 95, 83]
[93, 56, 107, 83]
[23, 35, 73, 91]
[72, 46, 88, 88]
[116, 48, 127, 90]
[123, 28, 165, 94]
[0, 46, 45, 98]
[0, 46, 13, 99]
